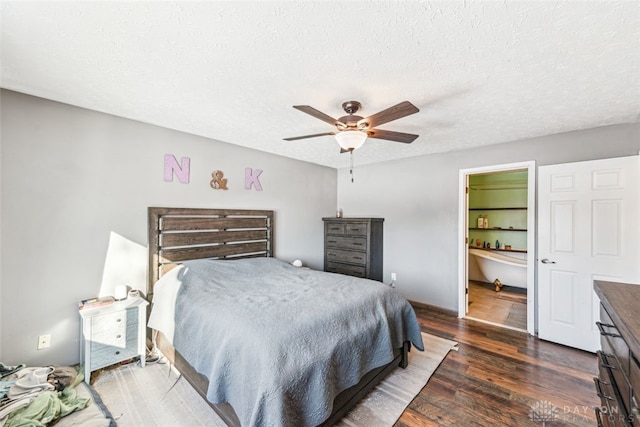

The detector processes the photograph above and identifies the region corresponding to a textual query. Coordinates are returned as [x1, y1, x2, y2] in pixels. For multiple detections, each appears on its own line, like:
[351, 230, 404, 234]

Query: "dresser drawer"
[343, 223, 367, 236]
[596, 406, 617, 427]
[600, 307, 632, 416]
[597, 352, 624, 421]
[631, 357, 640, 425]
[598, 348, 631, 424]
[594, 379, 618, 427]
[325, 223, 345, 235]
[602, 337, 632, 414]
[601, 306, 631, 376]
[326, 261, 366, 278]
[326, 248, 367, 265]
[326, 236, 367, 251]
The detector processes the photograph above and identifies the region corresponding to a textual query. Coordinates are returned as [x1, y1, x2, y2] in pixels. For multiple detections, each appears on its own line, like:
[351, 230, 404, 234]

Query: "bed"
[146, 207, 423, 426]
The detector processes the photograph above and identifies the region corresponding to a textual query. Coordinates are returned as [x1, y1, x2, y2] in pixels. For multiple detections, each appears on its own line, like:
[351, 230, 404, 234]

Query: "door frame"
[457, 161, 537, 335]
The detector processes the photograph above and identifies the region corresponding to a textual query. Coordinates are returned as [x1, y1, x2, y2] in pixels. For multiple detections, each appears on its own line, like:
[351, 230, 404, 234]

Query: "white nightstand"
[79, 296, 149, 384]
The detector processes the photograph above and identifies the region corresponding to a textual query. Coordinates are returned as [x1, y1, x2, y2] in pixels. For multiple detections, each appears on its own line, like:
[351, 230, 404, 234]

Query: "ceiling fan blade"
[367, 129, 419, 144]
[358, 101, 419, 129]
[283, 131, 336, 141]
[293, 105, 342, 127]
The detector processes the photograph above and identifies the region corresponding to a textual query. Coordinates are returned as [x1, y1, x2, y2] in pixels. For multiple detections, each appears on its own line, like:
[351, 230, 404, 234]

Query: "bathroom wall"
[468, 170, 528, 253]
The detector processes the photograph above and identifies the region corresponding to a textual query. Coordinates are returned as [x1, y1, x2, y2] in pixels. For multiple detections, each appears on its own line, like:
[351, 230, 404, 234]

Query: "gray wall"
[337, 123, 640, 310]
[0, 90, 337, 366]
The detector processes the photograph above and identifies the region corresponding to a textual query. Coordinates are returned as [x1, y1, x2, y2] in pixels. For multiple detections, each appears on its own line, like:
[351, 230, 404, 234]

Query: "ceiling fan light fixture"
[335, 130, 367, 151]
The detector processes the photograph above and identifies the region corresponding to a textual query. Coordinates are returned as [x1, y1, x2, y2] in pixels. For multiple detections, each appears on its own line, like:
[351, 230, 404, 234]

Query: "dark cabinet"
[323, 218, 383, 281]
[593, 281, 640, 427]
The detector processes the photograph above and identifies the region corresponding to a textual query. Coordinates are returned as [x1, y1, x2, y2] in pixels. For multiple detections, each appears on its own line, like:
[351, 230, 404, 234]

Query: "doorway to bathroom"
[458, 161, 536, 334]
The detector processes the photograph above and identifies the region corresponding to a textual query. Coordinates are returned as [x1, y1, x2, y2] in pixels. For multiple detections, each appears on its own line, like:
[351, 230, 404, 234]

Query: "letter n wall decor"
[164, 154, 190, 184]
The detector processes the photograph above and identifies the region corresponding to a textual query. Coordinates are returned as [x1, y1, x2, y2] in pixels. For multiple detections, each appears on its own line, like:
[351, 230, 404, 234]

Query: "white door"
[538, 156, 639, 352]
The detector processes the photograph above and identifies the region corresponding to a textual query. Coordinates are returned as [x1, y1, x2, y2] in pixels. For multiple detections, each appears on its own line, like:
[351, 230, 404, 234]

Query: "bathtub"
[468, 248, 527, 289]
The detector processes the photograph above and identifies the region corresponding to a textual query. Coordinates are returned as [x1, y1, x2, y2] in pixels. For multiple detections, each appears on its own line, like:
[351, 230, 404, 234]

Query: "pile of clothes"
[0, 362, 89, 427]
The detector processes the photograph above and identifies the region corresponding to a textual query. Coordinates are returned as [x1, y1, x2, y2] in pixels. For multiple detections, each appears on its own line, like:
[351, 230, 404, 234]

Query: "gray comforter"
[170, 258, 423, 427]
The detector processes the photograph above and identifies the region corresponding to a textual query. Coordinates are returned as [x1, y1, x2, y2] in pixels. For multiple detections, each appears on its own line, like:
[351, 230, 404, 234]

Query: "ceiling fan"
[284, 100, 420, 152]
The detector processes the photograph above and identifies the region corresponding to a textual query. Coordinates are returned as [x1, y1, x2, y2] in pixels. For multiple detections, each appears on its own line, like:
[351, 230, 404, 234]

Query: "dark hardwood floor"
[397, 303, 599, 426]
[467, 280, 527, 331]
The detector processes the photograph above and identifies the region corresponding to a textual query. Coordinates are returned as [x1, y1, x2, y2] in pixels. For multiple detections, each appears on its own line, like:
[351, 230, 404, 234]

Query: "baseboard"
[409, 300, 458, 317]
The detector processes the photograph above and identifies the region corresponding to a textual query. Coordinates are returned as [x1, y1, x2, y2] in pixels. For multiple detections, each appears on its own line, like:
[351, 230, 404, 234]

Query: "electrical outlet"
[391, 272, 397, 281]
[37, 334, 51, 350]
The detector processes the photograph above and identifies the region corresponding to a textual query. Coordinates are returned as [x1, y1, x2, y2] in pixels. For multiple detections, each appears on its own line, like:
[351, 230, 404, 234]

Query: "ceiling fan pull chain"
[350, 150, 355, 183]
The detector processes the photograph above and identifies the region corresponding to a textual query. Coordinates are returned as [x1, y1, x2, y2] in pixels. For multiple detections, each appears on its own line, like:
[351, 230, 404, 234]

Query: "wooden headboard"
[147, 207, 274, 299]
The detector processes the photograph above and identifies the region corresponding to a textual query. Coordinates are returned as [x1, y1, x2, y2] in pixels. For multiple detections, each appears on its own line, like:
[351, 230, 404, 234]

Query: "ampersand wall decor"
[210, 170, 229, 190]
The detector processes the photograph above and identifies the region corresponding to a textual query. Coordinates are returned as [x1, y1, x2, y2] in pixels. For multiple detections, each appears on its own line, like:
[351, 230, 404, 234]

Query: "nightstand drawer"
[326, 236, 367, 251]
[91, 310, 128, 336]
[326, 248, 367, 265]
[90, 344, 138, 371]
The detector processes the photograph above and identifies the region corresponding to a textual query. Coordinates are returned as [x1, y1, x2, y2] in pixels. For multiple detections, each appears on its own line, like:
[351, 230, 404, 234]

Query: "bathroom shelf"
[469, 227, 527, 232]
[469, 207, 527, 210]
[470, 247, 528, 254]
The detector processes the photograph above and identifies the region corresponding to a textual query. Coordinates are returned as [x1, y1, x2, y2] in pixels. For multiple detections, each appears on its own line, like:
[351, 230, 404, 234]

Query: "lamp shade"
[335, 130, 367, 151]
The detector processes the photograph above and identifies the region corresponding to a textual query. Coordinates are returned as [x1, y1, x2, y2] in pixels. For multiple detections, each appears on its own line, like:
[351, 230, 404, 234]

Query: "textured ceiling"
[2, 1, 639, 169]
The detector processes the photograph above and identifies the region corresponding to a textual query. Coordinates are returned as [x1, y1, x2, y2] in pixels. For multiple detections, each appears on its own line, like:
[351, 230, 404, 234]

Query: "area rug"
[91, 332, 457, 427]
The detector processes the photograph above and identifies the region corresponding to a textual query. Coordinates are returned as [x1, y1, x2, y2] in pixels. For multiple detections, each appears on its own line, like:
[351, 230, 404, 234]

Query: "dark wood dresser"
[593, 281, 640, 427]
[323, 217, 383, 281]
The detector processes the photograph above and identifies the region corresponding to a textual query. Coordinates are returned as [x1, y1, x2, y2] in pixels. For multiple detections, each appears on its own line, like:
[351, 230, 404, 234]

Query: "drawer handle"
[352, 257, 363, 261]
[597, 351, 618, 370]
[116, 318, 122, 323]
[351, 242, 363, 246]
[593, 377, 614, 401]
[594, 407, 605, 427]
[116, 334, 122, 339]
[596, 321, 621, 338]
[115, 351, 120, 355]
[328, 240, 338, 244]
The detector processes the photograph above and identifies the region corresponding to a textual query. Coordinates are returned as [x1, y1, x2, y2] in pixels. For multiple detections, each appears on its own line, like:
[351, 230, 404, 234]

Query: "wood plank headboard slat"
[160, 229, 268, 247]
[161, 217, 269, 231]
[160, 241, 269, 263]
